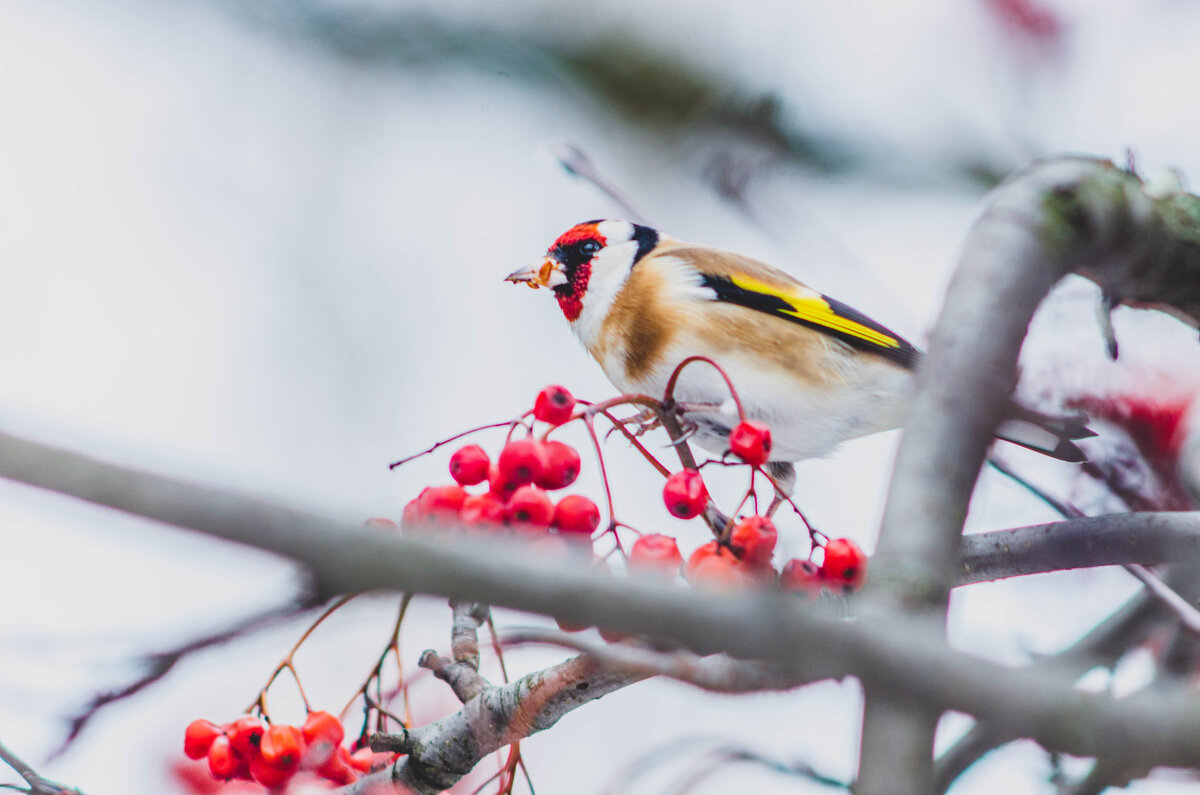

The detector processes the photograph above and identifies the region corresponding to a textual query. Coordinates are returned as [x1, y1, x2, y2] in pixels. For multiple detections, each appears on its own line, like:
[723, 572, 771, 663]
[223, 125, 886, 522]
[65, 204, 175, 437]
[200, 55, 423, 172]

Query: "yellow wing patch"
[727, 274, 904, 350]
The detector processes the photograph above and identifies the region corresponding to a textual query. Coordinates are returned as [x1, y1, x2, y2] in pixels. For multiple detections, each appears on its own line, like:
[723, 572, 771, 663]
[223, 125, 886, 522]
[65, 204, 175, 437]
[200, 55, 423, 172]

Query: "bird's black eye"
[580, 240, 600, 256]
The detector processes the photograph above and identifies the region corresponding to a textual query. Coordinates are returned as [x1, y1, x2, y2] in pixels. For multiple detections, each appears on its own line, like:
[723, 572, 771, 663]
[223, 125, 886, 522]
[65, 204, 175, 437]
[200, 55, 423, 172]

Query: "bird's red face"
[506, 220, 659, 327]
[506, 221, 607, 322]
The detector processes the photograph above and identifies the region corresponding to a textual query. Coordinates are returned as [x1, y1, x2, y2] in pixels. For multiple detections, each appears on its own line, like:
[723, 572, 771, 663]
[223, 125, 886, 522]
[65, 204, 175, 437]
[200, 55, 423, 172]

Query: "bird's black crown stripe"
[698, 274, 922, 369]
[631, 224, 659, 266]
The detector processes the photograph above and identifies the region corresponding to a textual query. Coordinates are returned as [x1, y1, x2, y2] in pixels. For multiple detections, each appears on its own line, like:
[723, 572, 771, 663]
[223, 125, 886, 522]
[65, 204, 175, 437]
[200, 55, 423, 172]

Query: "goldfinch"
[506, 219, 1090, 470]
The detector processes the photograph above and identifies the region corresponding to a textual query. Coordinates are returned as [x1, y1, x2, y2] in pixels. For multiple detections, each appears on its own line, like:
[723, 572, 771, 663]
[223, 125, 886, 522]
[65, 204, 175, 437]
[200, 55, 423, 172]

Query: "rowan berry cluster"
[396, 385, 868, 602]
[401, 385, 602, 541]
[183, 711, 391, 789]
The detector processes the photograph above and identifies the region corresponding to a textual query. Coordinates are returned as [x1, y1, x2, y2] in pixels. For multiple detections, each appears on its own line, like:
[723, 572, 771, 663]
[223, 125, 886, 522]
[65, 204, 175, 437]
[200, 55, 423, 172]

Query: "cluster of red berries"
[678, 513, 866, 595]
[183, 711, 390, 788]
[401, 386, 603, 540]
[659, 416, 866, 595]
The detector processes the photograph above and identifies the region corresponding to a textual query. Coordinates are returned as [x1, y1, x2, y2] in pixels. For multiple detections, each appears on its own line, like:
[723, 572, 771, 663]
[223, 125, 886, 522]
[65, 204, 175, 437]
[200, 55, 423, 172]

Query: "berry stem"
[389, 421, 517, 470]
[596, 409, 671, 476]
[662, 356, 746, 419]
[248, 593, 357, 716]
[581, 414, 619, 536]
[342, 593, 413, 727]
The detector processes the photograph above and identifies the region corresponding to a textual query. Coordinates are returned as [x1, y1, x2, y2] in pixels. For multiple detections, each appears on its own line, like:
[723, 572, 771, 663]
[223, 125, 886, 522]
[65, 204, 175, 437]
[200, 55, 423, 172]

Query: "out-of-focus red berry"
[317, 746, 360, 785]
[487, 463, 520, 502]
[555, 615, 590, 632]
[401, 498, 423, 526]
[417, 485, 467, 519]
[461, 493, 506, 527]
[628, 534, 683, 577]
[687, 548, 748, 589]
[533, 385, 576, 426]
[729, 420, 772, 467]
[729, 516, 777, 565]
[259, 724, 305, 769]
[363, 517, 399, 531]
[505, 485, 554, 528]
[552, 494, 601, 536]
[449, 444, 491, 486]
[662, 470, 708, 519]
[226, 715, 266, 757]
[497, 439, 546, 486]
[821, 537, 868, 591]
[302, 711, 345, 749]
[347, 747, 376, 772]
[250, 753, 295, 787]
[535, 440, 581, 490]
[780, 558, 823, 598]
[184, 719, 224, 761]
[207, 735, 245, 780]
[685, 540, 721, 578]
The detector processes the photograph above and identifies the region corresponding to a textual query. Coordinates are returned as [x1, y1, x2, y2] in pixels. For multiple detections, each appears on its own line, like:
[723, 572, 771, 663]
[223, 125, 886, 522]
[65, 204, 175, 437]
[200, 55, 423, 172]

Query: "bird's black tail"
[996, 406, 1096, 463]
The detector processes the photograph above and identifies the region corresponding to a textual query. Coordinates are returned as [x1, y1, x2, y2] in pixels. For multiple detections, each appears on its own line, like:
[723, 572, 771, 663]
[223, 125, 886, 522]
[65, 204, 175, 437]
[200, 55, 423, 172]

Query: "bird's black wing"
[699, 272, 922, 370]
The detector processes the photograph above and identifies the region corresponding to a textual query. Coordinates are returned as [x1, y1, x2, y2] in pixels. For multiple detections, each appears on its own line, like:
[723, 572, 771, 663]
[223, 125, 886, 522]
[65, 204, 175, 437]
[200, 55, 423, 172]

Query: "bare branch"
[11, 429, 1200, 783]
[860, 156, 1200, 792]
[501, 627, 801, 693]
[0, 741, 84, 795]
[55, 598, 311, 756]
[956, 512, 1200, 584]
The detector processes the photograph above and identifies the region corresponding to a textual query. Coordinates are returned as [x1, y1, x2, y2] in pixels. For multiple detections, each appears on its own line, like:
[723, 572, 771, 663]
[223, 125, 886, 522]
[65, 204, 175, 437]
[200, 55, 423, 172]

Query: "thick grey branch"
[353, 654, 636, 794]
[957, 512, 1200, 584]
[9, 431, 1200, 781]
[418, 601, 491, 703]
[860, 156, 1200, 792]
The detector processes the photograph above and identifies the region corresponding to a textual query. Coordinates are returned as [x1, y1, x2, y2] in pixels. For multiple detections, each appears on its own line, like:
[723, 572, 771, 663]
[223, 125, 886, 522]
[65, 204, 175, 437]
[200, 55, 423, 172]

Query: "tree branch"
[9, 429, 1200, 784]
[0, 740, 83, 795]
[956, 512, 1200, 584]
[859, 155, 1200, 792]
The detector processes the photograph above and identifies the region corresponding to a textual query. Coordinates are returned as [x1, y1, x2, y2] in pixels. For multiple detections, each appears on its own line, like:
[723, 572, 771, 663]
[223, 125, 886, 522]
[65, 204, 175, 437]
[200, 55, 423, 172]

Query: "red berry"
[729, 419, 772, 467]
[347, 747, 376, 772]
[401, 498, 423, 526]
[363, 517, 399, 531]
[662, 470, 708, 519]
[250, 753, 295, 787]
[449, 444, 491, 486]
[780, 558, 823, 598]
[535, 440, 581, 490]
[497, 439, 545, 487]
[729, 515, 777, 565]
[552, 494, 601, 536]
[260, 724, 305, 769]
[628, 534, 683, 577]
[184, 719, 224, 760]
[417, 485, 467, 519]
[505, 485, 554, 528]
[687, 548, 748, 589]
[821, 537, 868, 591]
[302, 711, 344, 748]
[598, 625, 629, 643]
[556, 618, 588, 632]
[207, 735, 245, 780]
[487, 464, 520, 502]
[226, 715, 266, 757]
[317, 745, 360, 785]
[685, 540, 723, 578]
[533, 385, 576, 426]
[461, 493, 507, 527]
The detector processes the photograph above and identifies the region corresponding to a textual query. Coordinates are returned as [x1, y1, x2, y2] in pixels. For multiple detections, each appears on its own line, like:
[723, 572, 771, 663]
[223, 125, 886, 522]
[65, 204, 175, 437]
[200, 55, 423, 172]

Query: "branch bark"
[858, 156, 1200, 792]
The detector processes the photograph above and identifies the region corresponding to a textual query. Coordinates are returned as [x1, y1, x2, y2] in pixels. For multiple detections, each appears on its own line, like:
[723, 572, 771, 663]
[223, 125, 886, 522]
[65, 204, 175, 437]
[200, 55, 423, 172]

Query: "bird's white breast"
[616, 339, 913, 462]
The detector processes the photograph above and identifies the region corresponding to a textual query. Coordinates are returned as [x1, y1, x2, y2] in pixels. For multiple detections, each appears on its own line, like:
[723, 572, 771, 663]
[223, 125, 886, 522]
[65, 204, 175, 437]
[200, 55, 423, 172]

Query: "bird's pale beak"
[505, 257, 566, 289]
